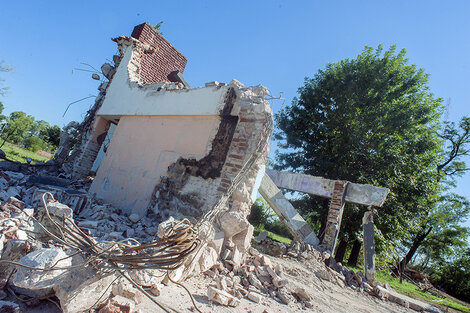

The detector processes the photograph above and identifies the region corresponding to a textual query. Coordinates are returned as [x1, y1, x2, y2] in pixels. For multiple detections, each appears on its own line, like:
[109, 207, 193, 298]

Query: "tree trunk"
[400, 226, 433, 267]
[334, 239, 348, 264]
[347, 240, 361, 266]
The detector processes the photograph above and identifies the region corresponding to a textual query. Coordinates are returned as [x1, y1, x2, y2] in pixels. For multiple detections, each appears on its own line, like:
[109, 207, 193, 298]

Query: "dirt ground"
[135, 255, 415, 313]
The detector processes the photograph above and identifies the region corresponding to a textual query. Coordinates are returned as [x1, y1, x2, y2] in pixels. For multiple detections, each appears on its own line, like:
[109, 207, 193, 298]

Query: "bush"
[24, 136, 46, 152]
[248, 199, 292, 239]
[248, 200, 269, 227]
[265, 219, 291, 239]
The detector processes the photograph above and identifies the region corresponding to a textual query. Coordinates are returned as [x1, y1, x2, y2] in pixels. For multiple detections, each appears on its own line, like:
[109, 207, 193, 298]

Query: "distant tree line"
[0, 102, 61, 153]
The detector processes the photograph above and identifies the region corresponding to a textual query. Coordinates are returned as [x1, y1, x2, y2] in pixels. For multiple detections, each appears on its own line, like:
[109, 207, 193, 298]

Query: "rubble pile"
[251, 235, 443, 312]
[204, 246, 293, 307]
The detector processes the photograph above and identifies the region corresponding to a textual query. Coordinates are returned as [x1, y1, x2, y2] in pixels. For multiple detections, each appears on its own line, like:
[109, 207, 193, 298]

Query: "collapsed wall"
[54, 23, 274, 276]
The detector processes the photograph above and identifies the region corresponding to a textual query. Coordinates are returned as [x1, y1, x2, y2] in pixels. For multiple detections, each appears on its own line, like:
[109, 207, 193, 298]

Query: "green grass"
[253, 225, 292, 244]
[346, 265, 469, 313]
[1, 141, 50, 164]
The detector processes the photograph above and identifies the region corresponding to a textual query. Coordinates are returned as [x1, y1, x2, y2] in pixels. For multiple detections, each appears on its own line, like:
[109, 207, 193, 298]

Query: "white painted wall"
[89, 115, 221, 216]
[97, 45, 229, 118]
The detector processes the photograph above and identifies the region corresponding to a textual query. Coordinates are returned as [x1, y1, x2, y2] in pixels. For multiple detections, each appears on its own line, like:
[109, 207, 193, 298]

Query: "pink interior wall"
[89, 115, 220, 215]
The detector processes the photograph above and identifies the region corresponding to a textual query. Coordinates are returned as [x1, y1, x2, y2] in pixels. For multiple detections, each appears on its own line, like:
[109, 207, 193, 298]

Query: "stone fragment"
[205, 81, 220, 87]
[162, 265, 185, 285]
[277, 291, 291, 304]
[207, 286, 240, 307]
[128, 213, 141, 223]
[79, 220, 99, 228]
[209, 231, 225, 255]
[198, 246, 218, 273]
[110, 295, 135, 313]
[11, 248, 72, 298]
[157, 217, 176, 238]
[0, 300, 20, 313]
[112, 283, 137, 299]
[219, 211, 250, 244]
[260, 255, 272, 267]
[125, 228, 135, 238]
[108, 231, 123, 240]
[316, 268, 332, 281]
[294, 287, 311, 301]
[249, 246, 260, 256]
[6, 197, 24, 209]
[254, 231, 268, 243]
[247, 291, 263, 303]
[354, 272, 364, 286]
[55, 271, 118, 313]
[150, 284, 161, 296]
[216, 275, 228, 291]
[101, 63, 116, 80]
[0, 290, 6, 300]
[0, 239, 37, 282]
[248, 273, 264, 290]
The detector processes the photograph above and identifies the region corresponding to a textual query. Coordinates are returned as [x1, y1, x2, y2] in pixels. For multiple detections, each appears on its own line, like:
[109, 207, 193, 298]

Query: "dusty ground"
[135, 255, 414, 313]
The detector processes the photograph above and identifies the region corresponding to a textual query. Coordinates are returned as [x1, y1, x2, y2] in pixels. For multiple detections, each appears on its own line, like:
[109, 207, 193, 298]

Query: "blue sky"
[0, 1, 469, 226]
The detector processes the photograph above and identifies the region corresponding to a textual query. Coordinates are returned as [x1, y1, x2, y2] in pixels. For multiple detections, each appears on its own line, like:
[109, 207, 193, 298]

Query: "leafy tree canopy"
[275, 45, 444, 255]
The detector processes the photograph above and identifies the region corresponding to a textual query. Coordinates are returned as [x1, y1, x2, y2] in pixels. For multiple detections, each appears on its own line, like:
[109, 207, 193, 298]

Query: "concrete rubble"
[0, 164, 443, 312]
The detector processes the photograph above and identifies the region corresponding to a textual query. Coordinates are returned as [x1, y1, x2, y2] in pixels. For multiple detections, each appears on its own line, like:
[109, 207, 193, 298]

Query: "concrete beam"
[266, 170, 389, 207]
[259, 173, 319, 247]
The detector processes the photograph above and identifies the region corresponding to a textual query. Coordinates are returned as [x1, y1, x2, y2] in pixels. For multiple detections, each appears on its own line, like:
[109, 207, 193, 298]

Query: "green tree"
[24, 136, 46, 152]
[0, 111, 35, 147]
[275, 45, 443, 265]
[400, 117, 470, 268]
[45, 125, 61, 148]
[431, 248, 470, 301]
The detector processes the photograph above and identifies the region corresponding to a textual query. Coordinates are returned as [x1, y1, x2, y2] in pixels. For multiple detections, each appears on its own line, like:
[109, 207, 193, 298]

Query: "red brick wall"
[131, 23, 187, 83]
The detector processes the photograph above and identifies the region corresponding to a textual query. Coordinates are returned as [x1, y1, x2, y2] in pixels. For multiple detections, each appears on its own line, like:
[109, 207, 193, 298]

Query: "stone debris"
[207, 286, 240, 307]
[0, 163, 444, 313]
[0, 300, 20, 313]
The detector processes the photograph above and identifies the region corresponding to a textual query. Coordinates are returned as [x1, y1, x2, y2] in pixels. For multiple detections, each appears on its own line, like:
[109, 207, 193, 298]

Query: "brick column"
[322, 181, 348, 252]
[72, 117, 108, 177]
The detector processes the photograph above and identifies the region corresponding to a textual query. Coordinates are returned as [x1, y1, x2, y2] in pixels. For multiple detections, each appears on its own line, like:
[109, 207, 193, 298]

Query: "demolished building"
[0, 23, 442, 313]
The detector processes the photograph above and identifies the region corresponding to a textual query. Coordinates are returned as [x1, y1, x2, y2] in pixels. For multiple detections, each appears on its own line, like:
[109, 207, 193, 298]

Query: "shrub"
[24, 136, 46, 152]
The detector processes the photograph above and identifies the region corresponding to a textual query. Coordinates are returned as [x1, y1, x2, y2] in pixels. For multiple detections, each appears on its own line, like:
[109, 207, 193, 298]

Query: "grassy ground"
[347, 265, 469, 313]
[253, 225, 292, 244]
[1, 141, 51, 164]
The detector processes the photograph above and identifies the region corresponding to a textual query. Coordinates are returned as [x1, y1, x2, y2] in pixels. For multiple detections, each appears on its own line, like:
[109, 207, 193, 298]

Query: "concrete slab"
[259, 173, 319, 246]
[266, 170, 389, 207]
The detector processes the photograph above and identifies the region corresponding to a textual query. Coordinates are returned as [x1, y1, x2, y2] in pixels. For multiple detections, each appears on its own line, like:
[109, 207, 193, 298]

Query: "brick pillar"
[72, 117, 108, 177]
[322, 181, 348, 252]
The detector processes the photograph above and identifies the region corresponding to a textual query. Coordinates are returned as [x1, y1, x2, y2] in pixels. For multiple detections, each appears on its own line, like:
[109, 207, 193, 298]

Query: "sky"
[0, 0, 469, 226]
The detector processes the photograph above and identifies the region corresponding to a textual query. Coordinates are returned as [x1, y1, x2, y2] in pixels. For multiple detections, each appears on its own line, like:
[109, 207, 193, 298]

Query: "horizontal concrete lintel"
[266, 170, 389, 207]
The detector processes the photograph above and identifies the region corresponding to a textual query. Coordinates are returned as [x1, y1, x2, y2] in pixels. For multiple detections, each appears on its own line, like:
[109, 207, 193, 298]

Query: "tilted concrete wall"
[89, 115, 220, 215]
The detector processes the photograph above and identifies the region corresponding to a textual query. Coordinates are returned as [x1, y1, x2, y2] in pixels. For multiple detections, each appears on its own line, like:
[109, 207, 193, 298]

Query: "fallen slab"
[258, 173, 319, 246]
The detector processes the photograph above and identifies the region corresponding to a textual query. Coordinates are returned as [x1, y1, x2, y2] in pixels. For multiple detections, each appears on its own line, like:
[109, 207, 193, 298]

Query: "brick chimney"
[131, 23, 187, 83]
